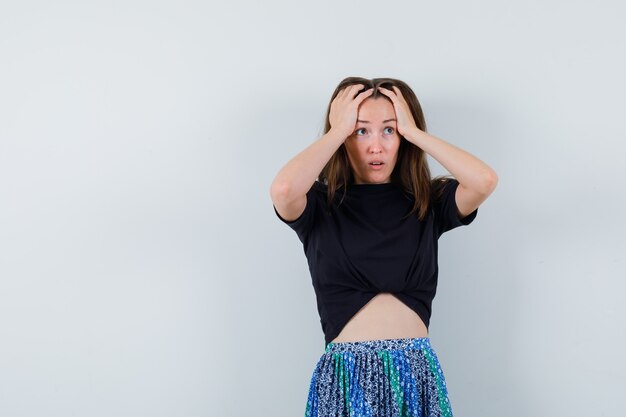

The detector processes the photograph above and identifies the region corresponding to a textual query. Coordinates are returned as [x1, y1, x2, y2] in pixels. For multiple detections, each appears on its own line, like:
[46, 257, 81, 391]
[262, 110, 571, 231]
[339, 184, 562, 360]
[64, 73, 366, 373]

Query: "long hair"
[318, 76, 452, 221]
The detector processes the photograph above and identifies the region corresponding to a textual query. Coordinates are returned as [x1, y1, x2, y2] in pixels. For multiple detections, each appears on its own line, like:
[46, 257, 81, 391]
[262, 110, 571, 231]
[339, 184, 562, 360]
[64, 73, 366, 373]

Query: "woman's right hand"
[328, 84, 374, 140]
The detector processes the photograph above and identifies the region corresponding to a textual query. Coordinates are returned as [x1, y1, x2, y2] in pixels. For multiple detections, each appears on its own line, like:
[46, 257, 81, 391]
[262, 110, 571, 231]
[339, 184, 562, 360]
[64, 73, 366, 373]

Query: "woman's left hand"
[377, 86, 420, 138]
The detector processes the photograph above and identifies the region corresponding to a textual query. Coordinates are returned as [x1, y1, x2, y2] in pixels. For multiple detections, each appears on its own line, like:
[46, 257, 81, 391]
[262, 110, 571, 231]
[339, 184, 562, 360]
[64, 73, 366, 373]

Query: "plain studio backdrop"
[1, 0, 624, 416]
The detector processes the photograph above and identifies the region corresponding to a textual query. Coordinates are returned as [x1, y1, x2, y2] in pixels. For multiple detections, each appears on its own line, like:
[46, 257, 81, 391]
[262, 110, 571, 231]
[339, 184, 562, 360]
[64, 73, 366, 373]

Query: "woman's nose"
[369, 135, 383, 152]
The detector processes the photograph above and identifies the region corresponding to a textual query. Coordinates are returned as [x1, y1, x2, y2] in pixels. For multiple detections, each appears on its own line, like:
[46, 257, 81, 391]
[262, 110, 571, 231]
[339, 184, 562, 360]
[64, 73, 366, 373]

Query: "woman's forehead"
[357, 98, 396, 122]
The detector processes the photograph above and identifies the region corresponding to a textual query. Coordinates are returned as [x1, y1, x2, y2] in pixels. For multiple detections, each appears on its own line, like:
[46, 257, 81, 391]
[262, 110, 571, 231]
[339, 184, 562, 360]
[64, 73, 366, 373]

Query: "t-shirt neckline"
[345, 181, 399, 195]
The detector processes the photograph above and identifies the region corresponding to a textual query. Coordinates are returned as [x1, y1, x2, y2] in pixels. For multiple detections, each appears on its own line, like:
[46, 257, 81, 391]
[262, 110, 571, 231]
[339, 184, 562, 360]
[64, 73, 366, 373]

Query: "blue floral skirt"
[304, 337, 454, 417]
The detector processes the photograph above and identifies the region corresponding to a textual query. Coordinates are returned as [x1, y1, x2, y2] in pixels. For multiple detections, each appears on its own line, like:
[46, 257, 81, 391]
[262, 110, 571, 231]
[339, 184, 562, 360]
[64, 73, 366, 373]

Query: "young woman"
[270, 76, 497, 417]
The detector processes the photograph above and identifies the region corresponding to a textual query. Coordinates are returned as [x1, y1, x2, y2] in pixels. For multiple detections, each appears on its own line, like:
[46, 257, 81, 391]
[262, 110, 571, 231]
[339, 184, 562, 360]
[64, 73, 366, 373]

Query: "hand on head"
[376, 86, 419, 138]
[328, 84, 374, 140]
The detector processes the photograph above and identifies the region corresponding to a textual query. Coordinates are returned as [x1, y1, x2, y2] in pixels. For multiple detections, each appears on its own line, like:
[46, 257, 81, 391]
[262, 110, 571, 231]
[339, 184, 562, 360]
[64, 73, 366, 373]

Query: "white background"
[1, 1, 624, 416]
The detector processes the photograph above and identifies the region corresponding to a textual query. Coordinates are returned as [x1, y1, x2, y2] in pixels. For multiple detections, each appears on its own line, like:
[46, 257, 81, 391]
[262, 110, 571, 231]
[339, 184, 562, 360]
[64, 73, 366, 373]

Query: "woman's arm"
[269, 129, 346, 221]
[270, 84, 374, 221]
[404, 128, 498, 218]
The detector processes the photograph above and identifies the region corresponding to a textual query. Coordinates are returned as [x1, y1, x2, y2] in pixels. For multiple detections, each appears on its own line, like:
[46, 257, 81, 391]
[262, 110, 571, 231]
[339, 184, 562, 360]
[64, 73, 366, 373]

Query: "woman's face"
[344, 97, 401, 184]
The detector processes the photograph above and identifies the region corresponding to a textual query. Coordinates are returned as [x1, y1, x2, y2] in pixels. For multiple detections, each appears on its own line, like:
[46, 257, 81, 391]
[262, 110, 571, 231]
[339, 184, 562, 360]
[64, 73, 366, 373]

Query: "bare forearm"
[404, 128, 498, 193]
[270, 128, 347, 200]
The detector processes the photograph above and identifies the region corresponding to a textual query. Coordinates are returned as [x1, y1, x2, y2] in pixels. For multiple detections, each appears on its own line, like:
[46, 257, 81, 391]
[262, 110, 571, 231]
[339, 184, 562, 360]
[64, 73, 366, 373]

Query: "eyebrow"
[357, 118, 397, 123]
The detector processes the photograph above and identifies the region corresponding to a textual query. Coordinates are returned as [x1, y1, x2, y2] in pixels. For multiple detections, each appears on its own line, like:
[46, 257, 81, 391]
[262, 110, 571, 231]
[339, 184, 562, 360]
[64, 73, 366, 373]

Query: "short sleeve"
[433, 179, 478, 237]
[273, 183, 319, 244]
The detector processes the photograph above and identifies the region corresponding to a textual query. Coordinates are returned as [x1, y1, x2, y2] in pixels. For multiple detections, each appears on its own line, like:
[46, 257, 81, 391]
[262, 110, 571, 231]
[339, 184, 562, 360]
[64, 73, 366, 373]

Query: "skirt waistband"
[325, 337, 431, 354]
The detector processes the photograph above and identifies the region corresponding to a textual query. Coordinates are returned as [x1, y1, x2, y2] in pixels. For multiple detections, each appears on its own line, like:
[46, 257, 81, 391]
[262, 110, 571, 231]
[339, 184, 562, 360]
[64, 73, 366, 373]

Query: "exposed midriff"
[330, 292, 429, 343]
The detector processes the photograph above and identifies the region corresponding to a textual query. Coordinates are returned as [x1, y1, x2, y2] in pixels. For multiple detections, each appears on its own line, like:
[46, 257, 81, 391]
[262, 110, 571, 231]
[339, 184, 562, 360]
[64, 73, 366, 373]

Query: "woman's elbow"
[482, 170, 498, 195]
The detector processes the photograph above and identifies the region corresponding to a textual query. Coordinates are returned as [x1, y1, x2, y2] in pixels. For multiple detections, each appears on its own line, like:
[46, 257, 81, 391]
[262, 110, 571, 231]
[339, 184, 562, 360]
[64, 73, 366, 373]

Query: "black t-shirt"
[273, 178, 478, 346]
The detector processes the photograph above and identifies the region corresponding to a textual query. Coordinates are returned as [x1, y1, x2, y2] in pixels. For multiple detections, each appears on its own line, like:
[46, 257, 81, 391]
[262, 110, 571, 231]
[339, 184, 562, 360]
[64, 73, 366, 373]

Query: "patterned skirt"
[304, 337, 454, 417]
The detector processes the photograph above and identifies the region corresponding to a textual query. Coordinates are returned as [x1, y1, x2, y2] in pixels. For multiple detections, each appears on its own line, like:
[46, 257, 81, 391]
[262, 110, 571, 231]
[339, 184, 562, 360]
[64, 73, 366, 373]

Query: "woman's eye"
[384, 127, 395, 134]
[355, 128, 366, 135]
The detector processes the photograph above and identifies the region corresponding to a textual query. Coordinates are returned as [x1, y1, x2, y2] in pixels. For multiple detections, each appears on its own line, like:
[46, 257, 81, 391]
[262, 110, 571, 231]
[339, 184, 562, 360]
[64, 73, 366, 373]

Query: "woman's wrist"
[328, 126, 356, 142]
[401, 127, 426, 146]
